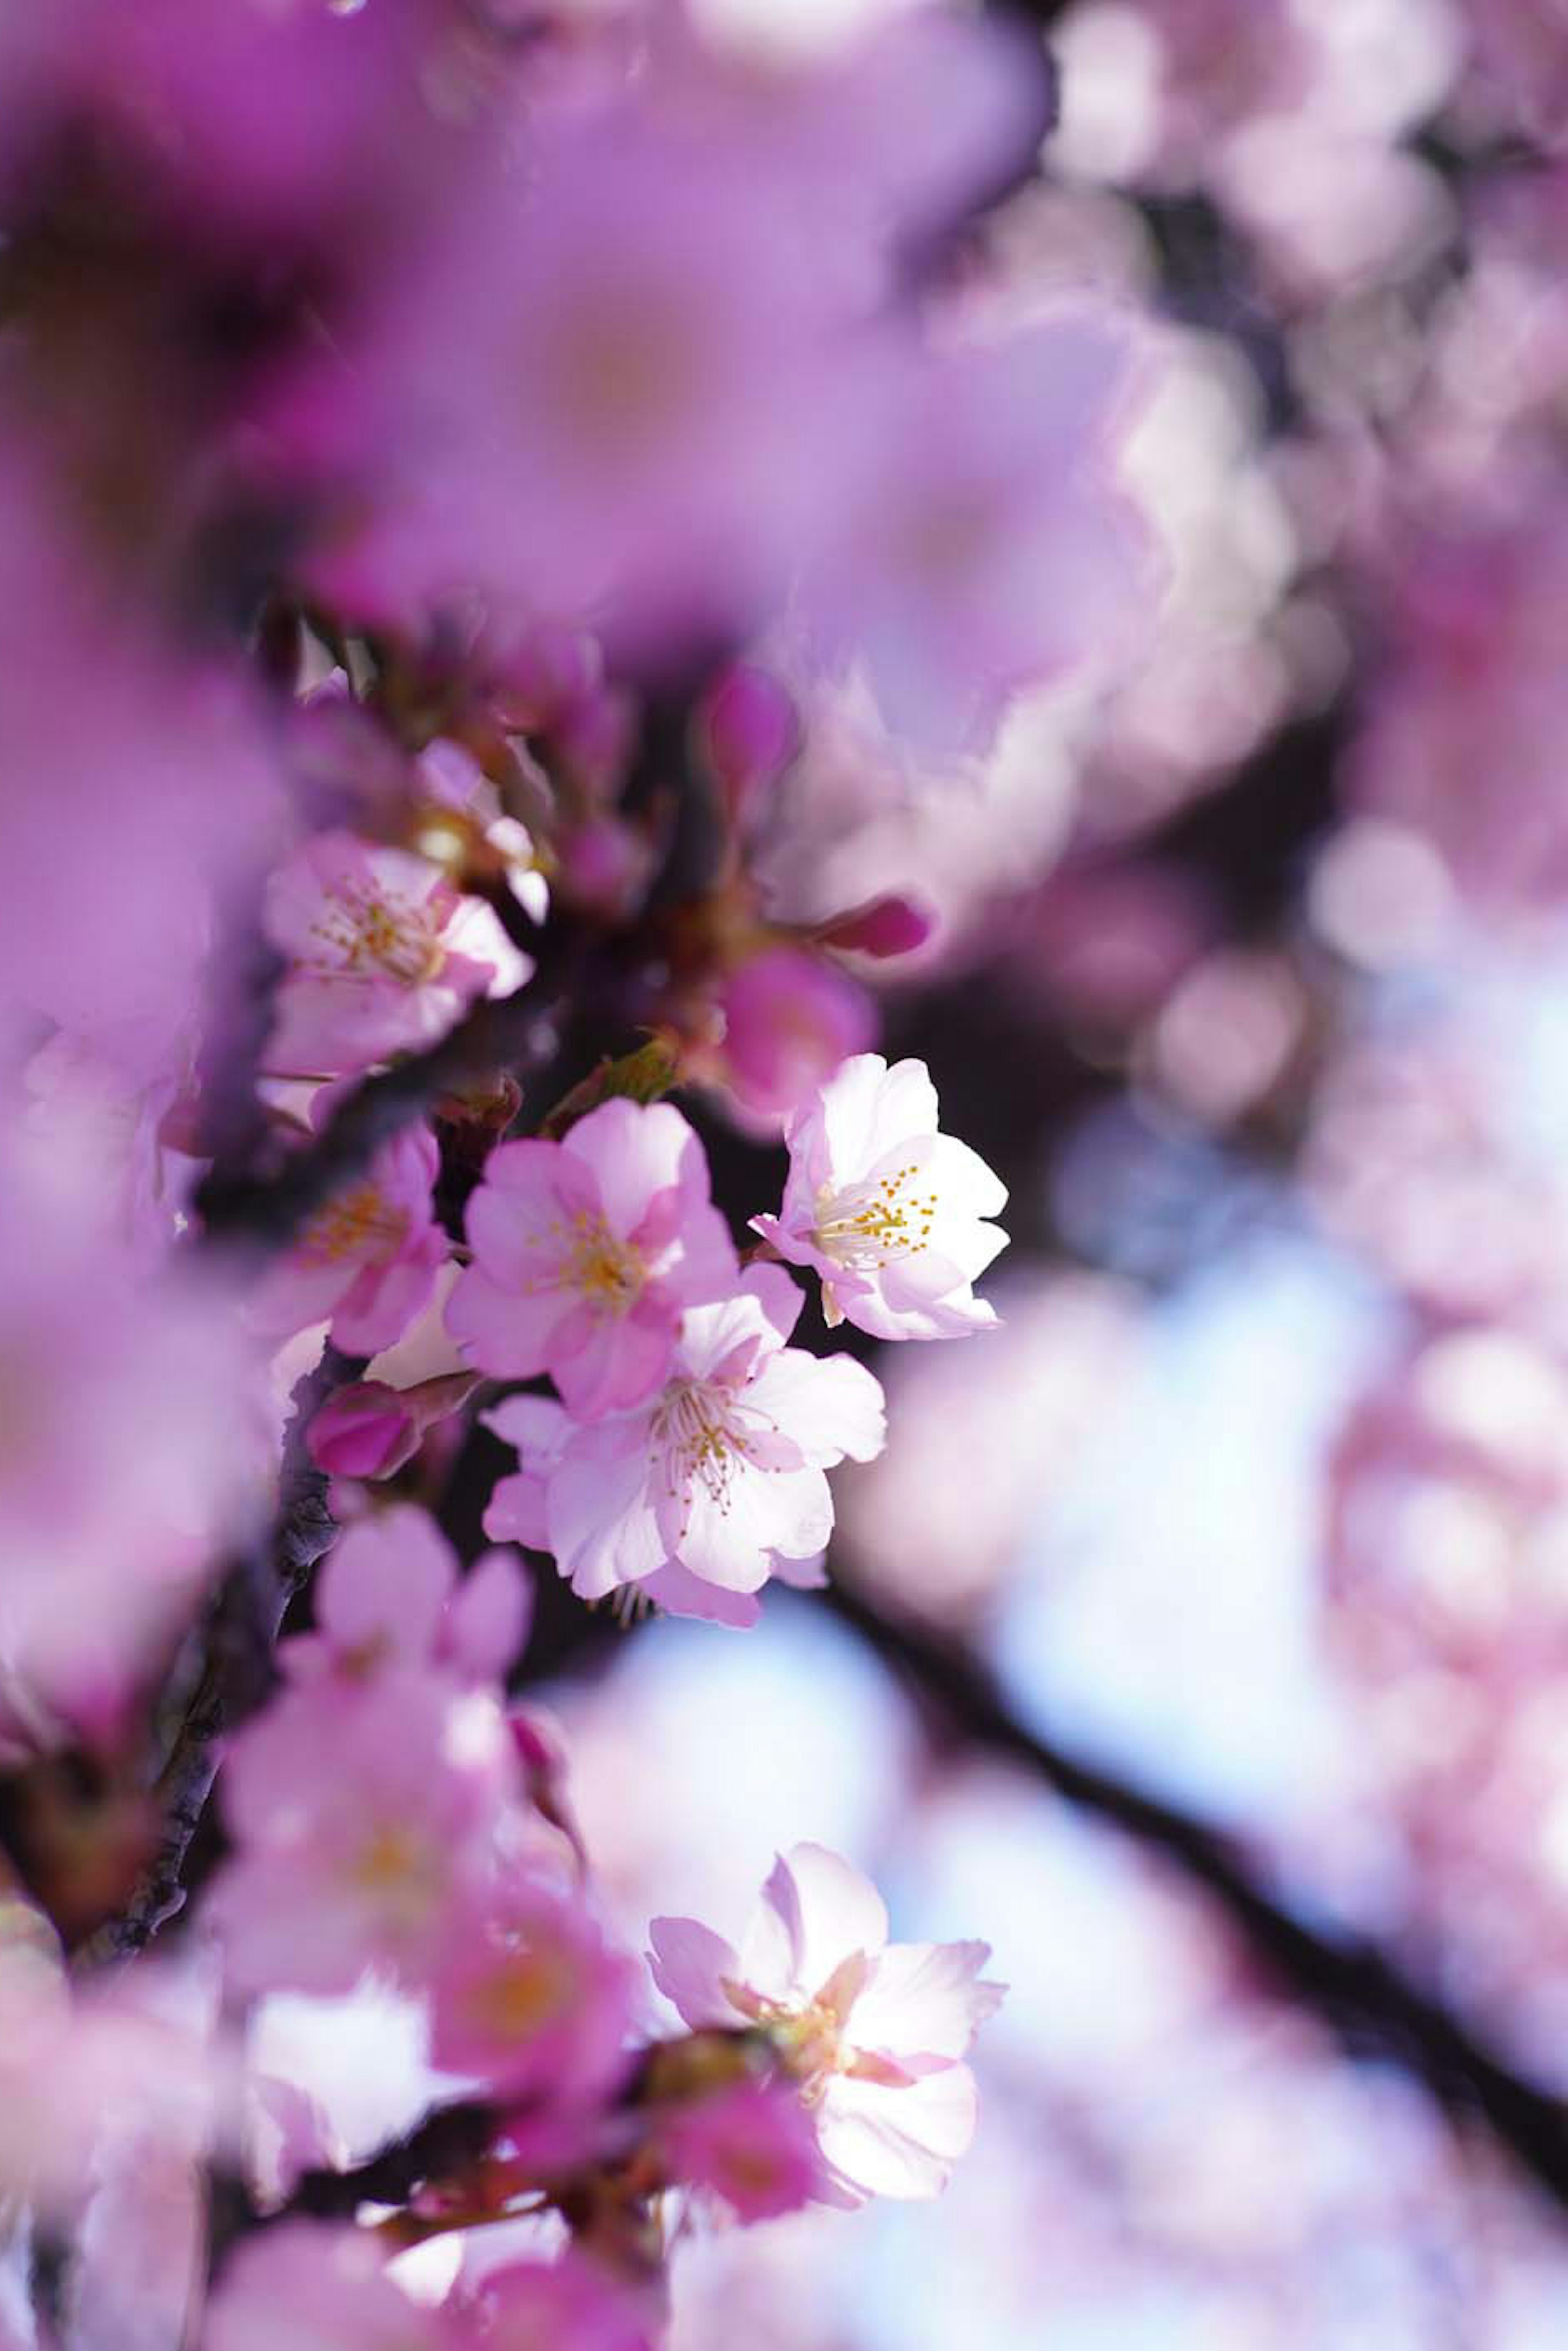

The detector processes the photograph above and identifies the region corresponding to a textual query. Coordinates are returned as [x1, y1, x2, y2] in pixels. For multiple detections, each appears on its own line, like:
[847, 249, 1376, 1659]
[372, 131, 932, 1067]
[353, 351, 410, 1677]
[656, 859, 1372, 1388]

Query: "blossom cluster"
[0, 0, 1130, 2336]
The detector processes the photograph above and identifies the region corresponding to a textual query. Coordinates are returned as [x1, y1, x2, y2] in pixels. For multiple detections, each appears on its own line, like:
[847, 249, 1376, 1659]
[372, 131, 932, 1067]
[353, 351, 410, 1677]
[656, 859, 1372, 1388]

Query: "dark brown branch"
[820, 1576, 1568, 2215]
[195, 936, 580, 1256]
[79, 1347, 345, 1968]
[283, 2099, 500, 2224]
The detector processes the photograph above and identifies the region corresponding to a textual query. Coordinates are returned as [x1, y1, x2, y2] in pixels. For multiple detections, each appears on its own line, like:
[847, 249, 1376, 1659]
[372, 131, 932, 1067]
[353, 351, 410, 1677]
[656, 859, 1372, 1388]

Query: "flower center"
[652, 1378, 753, 1515]
[561, 1211, 646, 1314]
[813, 1162, 938, 1272]
[465, 1942, 574, 2042]
[301, 1182, 410, 1265]
[312, 881, 447, 986]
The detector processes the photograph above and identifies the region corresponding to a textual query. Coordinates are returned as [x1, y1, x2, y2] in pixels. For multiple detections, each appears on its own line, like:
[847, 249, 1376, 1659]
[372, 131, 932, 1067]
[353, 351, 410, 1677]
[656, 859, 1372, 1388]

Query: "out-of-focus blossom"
[482, 1267, 884, 1612]
[426, 1868, 637, 2104]
[839, 1269, 1144, 1626]
[1321, 1321, 1568, 2049]
[1140, 946, 1306, 1127]
[649, 1842, 1003, 2202]
[800, 312, 1156, 753]
[0, 1149, 256, 1749]
[659, 2079, 824, 2220]
[204, 2220, 448, 2351]
[249, 1124, 449, 1358]
[0, 460, 283, 1056]
[284, 1505, 532, 1693]
[468, 2253, 655, 2351]
[754, 1054, 1008, 1339]
[1304, 1017, 1568, 1323]
[0, 1932, 217, 2222]
[696, 665, 800, 819]
[1326, 1324, 1568, 1682]
[1047, 0, 1313, 191]
[207, 1664, 517, 1998]
[814, 893, 937, 961]
[1462, 0, 1568, 147]
[20, 1020, 203, 1261]
[712, 948, 876, 1126]
[448, 1100, 739, 1420]
[263, 830, 530, 1080]
[1343, 501, 1568, 921]
[295, 100, 860, 652]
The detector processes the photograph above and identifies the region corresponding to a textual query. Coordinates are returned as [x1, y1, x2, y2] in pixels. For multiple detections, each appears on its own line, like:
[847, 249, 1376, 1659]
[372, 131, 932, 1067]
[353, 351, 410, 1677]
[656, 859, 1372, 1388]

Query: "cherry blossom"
[470, 2255, 655, 2351]
[800, 312, 1155, 753]
[753, 1054, 1009, 1340]
[247, 1124, 449, 1358]
[426, 1867, 637, 2105]
[649, 1843, 1004, 2204]
[447, 1100, 739, 1420]
[481, 1267, 884, 1612]
[207, 1664, 517, 1998]
[659, 2079, 824, 2221]
[713, 948, 875, 1127]
[0, 1147, 256, 1748]
[263, 830, 531, 1080]
[0, 1932, 217, 2221]
[204, 2221, 449, 2351]
[283, 1505, 532, 1694]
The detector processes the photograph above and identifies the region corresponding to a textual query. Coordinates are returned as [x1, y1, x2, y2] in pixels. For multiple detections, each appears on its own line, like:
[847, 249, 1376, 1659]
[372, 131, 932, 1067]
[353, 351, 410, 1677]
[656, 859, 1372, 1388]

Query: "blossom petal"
[747, 1844, 889, 2003]
[647, 1916, 747, 2029]
[815, 2064, 978, 2201]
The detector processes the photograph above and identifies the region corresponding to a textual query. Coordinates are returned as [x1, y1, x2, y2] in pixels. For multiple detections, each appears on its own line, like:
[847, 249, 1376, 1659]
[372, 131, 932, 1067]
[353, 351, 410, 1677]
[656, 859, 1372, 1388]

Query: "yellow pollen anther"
[301, 1183, 409, 1265]
[812, 1166, 940, 1272]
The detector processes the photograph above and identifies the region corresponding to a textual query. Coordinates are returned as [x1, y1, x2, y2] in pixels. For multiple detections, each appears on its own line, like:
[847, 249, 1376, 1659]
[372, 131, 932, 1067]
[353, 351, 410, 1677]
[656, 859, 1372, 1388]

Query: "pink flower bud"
[307, 1371, 481, 1482]
[817, 893, 937, 960]
[717, 947, 876, 1124]
[697, 663, 799, 815]
[307, 1384, 415, 1481]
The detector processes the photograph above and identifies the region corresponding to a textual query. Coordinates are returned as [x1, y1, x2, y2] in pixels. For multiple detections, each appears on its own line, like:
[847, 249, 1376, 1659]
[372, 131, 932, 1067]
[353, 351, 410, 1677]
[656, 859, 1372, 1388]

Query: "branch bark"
[820, 1576, 1568, 2214]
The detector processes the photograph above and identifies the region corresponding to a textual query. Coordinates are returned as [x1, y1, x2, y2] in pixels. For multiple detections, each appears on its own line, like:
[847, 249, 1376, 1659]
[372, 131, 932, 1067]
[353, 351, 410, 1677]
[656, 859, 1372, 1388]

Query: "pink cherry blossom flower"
[659, 2079, 824, 2222]
[284, 1505, 532, 1693]
[446, 1100, 739, 1421]
[649, 1843, 1004, 2205]
[463, 2254, 655, 2351]
[263, 829, 531, 1080]
[714, 947, 876, 1127]
[800, 309, 1156, 754]
[0, 1147, 257, 1750]
[481, 1267, 884, 1610]
[205, 2220, 449, 2351]
[752, 1054, 1009, 1340]
[207, 1664, 517, 1998]
[426, 1868, 637, 2105]
[292, 92, 871, 661]
[248, 1124, 449, 1358]
[0, 1937, 217, 2221]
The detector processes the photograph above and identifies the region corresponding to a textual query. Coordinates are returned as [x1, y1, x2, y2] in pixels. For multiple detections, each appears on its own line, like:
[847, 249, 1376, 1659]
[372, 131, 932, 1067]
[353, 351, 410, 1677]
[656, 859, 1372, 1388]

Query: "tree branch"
[78, 1347, 345, 1968]
[195, 938, 580, 1256]
[821, 1576, 1568, 2214]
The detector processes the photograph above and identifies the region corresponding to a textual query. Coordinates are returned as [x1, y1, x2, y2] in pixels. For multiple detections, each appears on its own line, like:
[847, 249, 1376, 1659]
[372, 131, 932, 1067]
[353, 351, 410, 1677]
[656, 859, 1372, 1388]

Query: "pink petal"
[647, 1916, 746, 2029]
[814, 2065, 979, 2202]
[444, 1547, 533, 1683]
[847, 1941, 1004, 2066]
[315, 1506, 455, 1665]
[748, 1845, 889, 2004]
